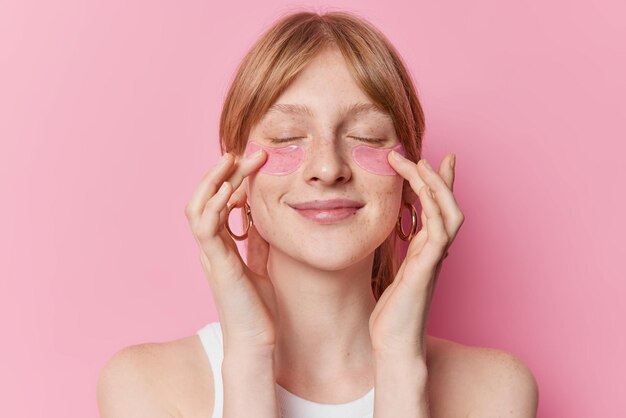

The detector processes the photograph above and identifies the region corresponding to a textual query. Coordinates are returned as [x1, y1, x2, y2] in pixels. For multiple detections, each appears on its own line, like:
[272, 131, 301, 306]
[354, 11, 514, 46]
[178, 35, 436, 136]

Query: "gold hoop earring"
[396, 201, 418, 241]
[226, 202, 253, 241]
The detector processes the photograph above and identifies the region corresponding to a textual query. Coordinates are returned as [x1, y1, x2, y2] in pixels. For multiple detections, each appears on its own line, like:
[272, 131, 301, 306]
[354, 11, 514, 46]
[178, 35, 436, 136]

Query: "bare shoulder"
[425, 335, 539, 418]
[97, 335, 213, 418]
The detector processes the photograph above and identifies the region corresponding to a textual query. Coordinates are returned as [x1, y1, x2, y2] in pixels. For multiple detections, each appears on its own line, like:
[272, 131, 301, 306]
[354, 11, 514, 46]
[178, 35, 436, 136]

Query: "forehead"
[262, 102, 392, 121]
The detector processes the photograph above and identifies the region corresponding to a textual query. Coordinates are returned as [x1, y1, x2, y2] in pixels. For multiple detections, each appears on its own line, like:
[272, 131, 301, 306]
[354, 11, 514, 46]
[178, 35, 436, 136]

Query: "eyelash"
[269, 136, 385, 144]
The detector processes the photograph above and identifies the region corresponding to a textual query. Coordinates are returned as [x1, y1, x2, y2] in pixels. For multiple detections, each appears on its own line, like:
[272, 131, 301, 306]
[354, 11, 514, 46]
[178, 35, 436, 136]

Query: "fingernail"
[390, 150, 403, 160]
[421, 159, 432, 170]
[449, 154, 456, 170]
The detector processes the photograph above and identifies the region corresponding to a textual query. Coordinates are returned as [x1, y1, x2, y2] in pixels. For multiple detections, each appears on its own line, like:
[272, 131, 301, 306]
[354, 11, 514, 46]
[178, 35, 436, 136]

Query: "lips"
[288, 199, 364, 224]
[288, 198, 365, 210]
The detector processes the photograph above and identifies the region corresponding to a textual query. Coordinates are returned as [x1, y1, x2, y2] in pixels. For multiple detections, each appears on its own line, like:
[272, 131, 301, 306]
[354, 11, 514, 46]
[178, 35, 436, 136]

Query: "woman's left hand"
[369, 152, 464, 361]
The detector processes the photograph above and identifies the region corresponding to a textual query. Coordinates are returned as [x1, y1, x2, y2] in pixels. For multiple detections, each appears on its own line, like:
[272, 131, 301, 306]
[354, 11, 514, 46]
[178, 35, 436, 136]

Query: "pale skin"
[97, 47, 538, 417]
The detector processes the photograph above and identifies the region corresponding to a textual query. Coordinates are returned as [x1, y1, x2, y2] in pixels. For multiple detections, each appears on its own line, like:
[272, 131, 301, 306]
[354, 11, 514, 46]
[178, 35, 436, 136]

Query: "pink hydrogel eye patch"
[244, 141, 304, 175]
[244, 141, 406, 176]
[352, 143, 406, 175]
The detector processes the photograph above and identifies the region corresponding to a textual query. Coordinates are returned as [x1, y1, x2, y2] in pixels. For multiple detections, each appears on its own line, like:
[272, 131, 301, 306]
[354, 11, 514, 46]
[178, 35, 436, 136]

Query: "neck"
[267, 245, 377, 390]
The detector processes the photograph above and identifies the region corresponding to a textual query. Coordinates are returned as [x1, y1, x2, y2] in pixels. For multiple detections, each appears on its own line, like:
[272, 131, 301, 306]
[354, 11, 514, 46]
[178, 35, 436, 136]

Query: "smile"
[292, 207, 361, 224]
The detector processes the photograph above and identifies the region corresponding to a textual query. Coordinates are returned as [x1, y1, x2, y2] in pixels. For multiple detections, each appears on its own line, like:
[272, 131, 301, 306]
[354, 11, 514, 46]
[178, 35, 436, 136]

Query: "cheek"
[378, 177, 404, 215]
[360, 175, 403, 226]
[244, 141, 407, 176]
[245, 174, 285, 239]
[246, 174, 277, 210]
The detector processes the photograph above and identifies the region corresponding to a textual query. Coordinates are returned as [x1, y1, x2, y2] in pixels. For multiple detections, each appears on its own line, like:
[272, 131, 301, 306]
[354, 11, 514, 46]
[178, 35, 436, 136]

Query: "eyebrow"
[265, 102, 392, 120]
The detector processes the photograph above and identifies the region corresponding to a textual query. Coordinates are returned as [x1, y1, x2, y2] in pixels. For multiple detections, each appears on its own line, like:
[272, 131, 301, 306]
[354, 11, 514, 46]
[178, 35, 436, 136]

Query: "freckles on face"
[245, 149, 404, 269]
[365, 174, 404, 222]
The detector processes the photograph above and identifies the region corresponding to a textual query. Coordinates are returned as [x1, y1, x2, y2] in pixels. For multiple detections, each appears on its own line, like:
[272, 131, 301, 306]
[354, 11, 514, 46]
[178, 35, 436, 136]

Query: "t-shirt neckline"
[275, 382, 374, 418]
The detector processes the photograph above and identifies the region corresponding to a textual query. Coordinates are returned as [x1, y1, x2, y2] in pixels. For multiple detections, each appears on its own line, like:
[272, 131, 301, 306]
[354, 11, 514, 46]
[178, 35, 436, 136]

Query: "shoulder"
[465, 344, 539, 418]
[426, 335, 539, 418]
[97, 335, 213, 418]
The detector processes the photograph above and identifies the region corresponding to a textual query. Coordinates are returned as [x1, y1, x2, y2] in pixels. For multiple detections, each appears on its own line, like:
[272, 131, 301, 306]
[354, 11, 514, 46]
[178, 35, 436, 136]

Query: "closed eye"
[268, 137, 306, 144]
[350, 136, 387, 144]
[269, 136, 386, 144]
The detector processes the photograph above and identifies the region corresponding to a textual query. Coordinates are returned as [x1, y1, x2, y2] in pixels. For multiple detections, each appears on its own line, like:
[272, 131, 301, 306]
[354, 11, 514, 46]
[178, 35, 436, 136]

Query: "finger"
[234, 180, 268, 278]
[407, 185, 449, 271]
[391, 151, 458, 237]
[388, 151, 428, 196]
[223, 189, 248, 251]
[389, 151, 432, 236]
[187, 149, 266, 228]
[229, 183, 248, 208]
[438, 154, 455, 192]
[195, 180, 242, 267]
[417, 158, 463, 240]
[185, 153, 234, 229]
[418, 185, 447, 244]
[218, 149, 267, 207]
[198, 180, 257, 286]
[208, 149, 265, 242]
[217, 200, 245, 255]
[389, 151, 442, 218]
[419, 201, 427, 233]
[211, 150, 266, 251]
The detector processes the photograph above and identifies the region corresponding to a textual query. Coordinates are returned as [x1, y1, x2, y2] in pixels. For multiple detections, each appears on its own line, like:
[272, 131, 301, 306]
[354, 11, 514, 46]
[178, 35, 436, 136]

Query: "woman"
[98, 10, 538, 418]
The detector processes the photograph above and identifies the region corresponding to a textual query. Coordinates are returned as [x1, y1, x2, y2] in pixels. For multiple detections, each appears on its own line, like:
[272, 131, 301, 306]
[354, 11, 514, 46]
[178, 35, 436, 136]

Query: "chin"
[294, 244, 375, 271]
[254, 218, 390, 269]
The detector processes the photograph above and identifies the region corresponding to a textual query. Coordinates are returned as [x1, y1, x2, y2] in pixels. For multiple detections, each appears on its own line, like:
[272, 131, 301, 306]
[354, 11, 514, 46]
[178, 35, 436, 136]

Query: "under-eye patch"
[244, 141, 304, 175]
[352, 143, 406, 175]
[244, 141, 406, 176]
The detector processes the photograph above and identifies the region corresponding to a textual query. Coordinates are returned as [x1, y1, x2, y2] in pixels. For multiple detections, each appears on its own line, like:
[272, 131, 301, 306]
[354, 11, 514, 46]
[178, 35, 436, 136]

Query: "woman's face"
[244, 47, 404, 270]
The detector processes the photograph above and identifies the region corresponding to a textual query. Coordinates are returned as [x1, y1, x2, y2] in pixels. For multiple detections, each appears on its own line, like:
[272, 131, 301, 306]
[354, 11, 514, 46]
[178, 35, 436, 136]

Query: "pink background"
[1, 0, 624, 416]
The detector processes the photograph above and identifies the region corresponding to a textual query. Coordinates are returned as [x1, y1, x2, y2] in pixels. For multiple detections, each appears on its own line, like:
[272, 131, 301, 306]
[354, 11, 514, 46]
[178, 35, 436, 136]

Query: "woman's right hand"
[185, 149, 279, 354]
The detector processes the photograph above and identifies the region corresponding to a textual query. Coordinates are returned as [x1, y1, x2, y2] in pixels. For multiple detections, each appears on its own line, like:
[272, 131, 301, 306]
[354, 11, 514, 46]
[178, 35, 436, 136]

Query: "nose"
[302, 138, 352, 186]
